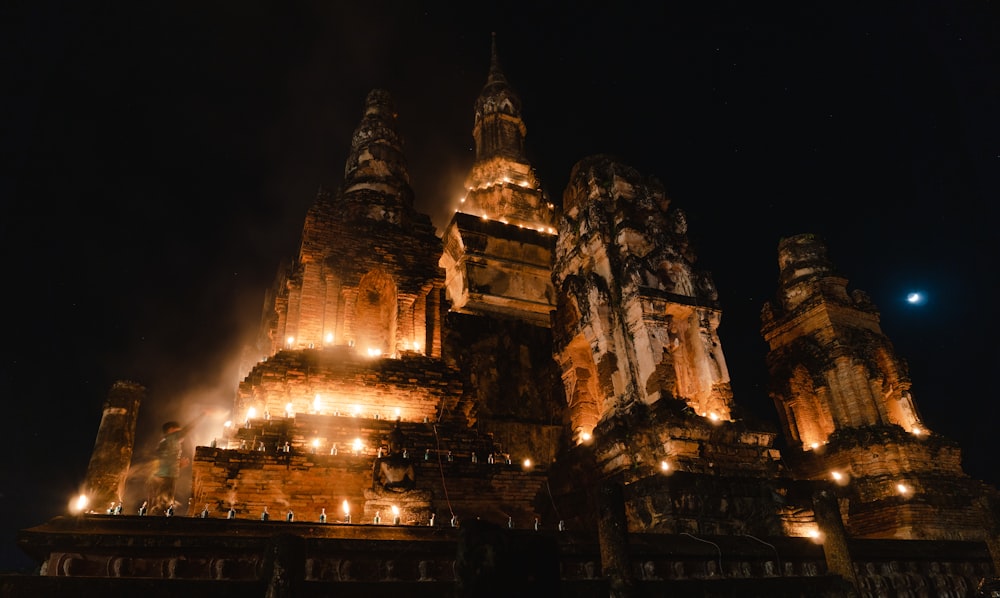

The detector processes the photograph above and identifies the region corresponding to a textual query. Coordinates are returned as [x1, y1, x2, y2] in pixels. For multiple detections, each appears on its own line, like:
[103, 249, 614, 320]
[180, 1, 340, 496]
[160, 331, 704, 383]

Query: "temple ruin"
[8, 35, 1000, 598]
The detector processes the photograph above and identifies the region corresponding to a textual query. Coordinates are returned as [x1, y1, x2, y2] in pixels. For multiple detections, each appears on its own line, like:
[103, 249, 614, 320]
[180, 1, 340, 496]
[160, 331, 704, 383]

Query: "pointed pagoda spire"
[473, 33, 523, 135]
[340, 89, 414, 223]
[487, 31, 506, 86]
[459, 34, 551, 229]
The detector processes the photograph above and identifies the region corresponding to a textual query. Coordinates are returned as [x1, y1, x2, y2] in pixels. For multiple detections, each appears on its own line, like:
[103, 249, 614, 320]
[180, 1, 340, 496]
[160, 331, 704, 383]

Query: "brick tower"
[762, 233, 995, 539]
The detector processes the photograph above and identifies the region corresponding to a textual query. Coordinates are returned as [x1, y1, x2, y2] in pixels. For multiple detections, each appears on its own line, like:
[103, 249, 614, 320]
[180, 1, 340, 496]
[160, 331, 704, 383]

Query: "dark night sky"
[2, 1, 998, 572]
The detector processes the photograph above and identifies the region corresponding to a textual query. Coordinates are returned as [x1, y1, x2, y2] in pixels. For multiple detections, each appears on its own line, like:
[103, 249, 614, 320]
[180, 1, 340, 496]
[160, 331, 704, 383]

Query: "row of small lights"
[75, 496, 557, 531]
[457, 178, 556, 234]
[283, 335, 421, 357]
[466, 177, 547, 193]
[237, 401, 410, 424]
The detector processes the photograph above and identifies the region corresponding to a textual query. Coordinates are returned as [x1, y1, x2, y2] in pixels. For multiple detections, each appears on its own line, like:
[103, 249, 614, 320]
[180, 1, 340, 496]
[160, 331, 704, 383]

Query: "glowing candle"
[391, 505, 400, 525]
[342, 500, 351, 524]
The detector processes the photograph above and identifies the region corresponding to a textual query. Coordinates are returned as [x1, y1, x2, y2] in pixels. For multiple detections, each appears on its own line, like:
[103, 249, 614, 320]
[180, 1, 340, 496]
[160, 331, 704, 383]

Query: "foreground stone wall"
[13, 515, 994, 598]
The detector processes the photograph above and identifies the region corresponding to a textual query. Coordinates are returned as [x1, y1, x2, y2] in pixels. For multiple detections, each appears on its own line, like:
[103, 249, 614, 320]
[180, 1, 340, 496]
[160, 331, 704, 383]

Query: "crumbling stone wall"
[553, 155, 733, 437]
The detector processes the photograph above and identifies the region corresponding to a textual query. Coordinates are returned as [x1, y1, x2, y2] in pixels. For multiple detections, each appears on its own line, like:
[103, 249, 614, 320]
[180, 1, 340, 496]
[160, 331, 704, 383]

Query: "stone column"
[83, 381, 144, 511]
[597, 476, 634, 598]
[812, 488, 858, 591]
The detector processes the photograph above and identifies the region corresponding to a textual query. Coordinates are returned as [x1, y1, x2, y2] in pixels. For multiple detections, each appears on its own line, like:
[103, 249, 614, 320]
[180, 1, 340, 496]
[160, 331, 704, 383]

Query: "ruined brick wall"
[192, 447, 551, 526]
[442, 311, 565, 426]
[235, 349, 467, 426]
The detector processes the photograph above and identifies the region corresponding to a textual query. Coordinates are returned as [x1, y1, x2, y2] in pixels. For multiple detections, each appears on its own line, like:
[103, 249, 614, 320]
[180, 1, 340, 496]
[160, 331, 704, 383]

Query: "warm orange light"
[660, 460, 670, 472]
[246, 407, 257, 420]
[311, 438, 320, 449]
[831, 470, 843, 482]
[325, 332, 334, 344]
[413, 341, 421, 352]
[580, 431, 592, 442]
[70, 494, 88, 514]
[285, 402, 294, 417]
[808, 528, 824, 543]
[352, 405, 360, 417]
[911, 427, 923, 436]
[391, 505, 400, 516]
[286, 336, 295, 346]
[809, 442, 820, 450]
[352, 438, 363, 452]
[897, 483, 911, 496]
[522, 458, 533, 469]
[342, 500, 350, 515]
[314, 394, 322, 412]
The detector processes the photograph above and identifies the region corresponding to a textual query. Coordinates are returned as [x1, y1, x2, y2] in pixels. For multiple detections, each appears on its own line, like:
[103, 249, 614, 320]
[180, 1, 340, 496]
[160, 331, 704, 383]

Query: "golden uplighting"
[325, 332, 334, 344]
[660, 460, 671, 473]
[897, 483, 911, 496]
[911, 427, 923, 436]
[366, 348, 382, 357]
[314, 394, 322, 412]
[70, 494, 89, 514]
[808, 528, 824, 544]
[580, 431, 592, 443]
[352, 438, 363, 453]
[809, 442, 820, 450]
[351, 405, 361, 417]
[522, 458, 533, 469]
[285, 402, 294, 417]
[311, 438, 320, 450]
[286, 336, 295, 347]
[246, 407, 257, 420]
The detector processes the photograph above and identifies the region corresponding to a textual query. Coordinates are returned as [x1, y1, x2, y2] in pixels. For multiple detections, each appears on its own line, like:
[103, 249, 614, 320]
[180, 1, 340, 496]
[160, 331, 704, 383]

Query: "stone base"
[363, 489, 433, 526]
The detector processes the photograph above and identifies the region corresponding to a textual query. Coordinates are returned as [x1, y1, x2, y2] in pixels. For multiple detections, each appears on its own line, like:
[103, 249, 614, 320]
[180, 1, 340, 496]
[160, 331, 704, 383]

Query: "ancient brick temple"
[10, 36, 1000, 597]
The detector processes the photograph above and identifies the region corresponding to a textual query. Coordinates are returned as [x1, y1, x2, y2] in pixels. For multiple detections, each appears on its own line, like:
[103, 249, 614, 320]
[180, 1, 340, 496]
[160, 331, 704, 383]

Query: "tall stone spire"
[341, 89, 414, 224]
[439, 34, 557, 326]
[252, 88, 442, 360]
[459, 34, 552, 229]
